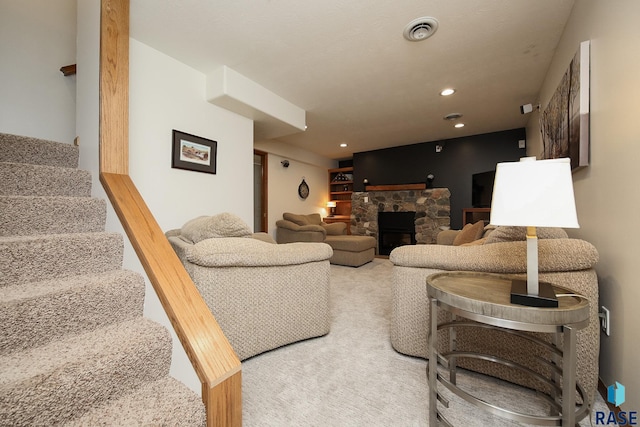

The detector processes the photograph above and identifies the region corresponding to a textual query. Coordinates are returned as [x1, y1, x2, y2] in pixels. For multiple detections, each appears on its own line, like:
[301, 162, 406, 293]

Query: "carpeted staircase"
[0, 132, 205, 426]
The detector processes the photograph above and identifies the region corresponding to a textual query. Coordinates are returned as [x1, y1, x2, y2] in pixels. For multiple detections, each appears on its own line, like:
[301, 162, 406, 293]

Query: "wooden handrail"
[100, 173, 242, 424]
[60, 64, 77, 76]
[98, 1, 242, 426]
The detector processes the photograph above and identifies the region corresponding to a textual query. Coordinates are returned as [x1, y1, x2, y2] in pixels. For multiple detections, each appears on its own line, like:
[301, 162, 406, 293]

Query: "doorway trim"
[254, 149, 268, 232]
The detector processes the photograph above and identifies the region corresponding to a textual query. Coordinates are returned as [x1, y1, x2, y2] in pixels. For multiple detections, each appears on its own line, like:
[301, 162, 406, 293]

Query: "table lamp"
[490, 157, 579, 307]
[326, 201, 337, 217]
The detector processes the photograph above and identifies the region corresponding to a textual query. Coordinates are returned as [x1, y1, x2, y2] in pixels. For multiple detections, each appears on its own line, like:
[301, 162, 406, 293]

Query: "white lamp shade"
[490, 157, 579, 228]
[326, 201, 337, 208]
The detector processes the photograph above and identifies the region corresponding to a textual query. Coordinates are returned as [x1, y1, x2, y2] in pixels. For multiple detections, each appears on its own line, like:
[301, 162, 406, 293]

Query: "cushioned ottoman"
[325, 235, 376, 267]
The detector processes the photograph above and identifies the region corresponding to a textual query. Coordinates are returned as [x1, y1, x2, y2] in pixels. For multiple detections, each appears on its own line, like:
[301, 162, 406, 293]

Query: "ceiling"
[130, 0, 575, 160]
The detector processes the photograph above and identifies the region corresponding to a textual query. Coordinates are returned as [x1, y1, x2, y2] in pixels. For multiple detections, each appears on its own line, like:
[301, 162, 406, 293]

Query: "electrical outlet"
[600, 306, 611, 336]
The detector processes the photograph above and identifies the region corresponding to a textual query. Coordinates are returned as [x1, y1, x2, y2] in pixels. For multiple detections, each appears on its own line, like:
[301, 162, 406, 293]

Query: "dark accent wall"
[353, 128, 526, 229]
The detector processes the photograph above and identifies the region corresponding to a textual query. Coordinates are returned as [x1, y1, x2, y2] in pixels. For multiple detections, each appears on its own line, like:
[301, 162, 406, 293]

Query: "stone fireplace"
[350, 187, 450, 251]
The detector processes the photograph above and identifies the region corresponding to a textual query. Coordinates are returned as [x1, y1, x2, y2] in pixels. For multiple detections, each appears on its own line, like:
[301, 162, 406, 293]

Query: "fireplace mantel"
[365, 184, 426, 191]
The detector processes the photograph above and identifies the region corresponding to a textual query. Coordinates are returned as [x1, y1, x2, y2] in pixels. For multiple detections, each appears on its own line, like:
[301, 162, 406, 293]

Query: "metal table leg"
[562, 325, 577, 426]
[429, 296, 439, 426]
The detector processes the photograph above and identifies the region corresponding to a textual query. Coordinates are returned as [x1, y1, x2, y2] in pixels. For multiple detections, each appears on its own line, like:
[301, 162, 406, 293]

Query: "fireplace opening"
[378, 211, 416, 255]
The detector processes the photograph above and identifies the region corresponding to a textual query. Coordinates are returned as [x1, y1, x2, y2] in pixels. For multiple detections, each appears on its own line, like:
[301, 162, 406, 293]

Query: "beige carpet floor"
[241, 258, 610, 426]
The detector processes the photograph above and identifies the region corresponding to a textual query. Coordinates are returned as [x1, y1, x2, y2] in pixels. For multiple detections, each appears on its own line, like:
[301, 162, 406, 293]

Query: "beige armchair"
[276, 212, 346, 243]
[166, 213, 333, 360]
[390, 226, 600, 406]
[276, 213, 377, 267]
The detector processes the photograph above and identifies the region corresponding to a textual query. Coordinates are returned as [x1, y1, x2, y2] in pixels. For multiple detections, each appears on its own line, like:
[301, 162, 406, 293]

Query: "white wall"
[77, 1, 254, 393]
[0, 0, 76, 143]
[76, 0, 99, 183]
[526, 0, 640, 411]
[255, 139, 337, 237]
[129, 39, 254, 230]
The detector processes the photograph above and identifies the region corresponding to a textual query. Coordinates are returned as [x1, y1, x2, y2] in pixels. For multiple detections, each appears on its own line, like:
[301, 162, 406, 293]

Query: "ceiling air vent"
[444, 113, 463, 121]
[403, 17, 439, 42]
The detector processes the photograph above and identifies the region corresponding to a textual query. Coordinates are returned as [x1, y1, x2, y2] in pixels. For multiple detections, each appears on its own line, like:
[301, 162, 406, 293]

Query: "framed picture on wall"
[171, 130, 217, 174]
[540, 40, 590, 170]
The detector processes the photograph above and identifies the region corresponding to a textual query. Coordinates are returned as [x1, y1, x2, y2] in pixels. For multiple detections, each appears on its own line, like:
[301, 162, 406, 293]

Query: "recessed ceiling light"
[340, 143, 348, 147]
[454, 123, 465, 128]
[440, 88, 456, 96]
[403, 17, 439, 42]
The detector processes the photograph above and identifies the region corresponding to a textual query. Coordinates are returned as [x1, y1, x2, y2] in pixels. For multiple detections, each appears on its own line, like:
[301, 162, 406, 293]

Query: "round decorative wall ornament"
[298, 178, 310, 199]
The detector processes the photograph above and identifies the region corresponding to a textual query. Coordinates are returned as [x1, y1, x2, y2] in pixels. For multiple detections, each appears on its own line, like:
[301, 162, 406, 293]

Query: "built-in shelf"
[325, 215, 350, 220]
[328, 167, 353, 234]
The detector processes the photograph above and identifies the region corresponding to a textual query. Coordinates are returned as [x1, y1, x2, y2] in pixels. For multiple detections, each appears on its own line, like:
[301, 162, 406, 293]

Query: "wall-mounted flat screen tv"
[472, 170, 496, 208]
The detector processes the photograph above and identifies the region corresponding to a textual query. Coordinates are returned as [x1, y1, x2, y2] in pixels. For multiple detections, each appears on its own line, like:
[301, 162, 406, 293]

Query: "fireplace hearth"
[378, 211, 417, 255]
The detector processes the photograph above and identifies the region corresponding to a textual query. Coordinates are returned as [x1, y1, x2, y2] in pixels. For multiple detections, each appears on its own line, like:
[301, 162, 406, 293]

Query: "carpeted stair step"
[65, 376, 206, 426]
[0, 270, 145, 355]
[0, 195, 106, 236]
[0, 317, 173, 426]
[0, 132, 78, 168]
[0, 162, 92, 197]
[0, 232, 123, 287]
[0, 131, 206, 423]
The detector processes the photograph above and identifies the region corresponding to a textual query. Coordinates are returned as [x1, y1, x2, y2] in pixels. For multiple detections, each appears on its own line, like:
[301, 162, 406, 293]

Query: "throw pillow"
[452, 220, 485, 246]
[484, 226, 568, 244]
[180, 212, 252, 243]
[283, 212, 311, 226]
[482, 224, 496, 239]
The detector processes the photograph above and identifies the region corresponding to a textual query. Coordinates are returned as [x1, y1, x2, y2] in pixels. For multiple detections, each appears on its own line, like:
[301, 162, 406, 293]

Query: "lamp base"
[510, 279, 559, 308]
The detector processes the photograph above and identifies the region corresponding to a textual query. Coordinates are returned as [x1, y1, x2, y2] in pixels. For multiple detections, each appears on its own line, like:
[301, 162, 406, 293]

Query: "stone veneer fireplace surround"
[350, 187, 451, 250]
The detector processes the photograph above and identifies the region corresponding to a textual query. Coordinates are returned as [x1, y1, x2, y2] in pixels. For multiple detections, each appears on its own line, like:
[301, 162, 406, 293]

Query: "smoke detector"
[403, 17, 439, 42]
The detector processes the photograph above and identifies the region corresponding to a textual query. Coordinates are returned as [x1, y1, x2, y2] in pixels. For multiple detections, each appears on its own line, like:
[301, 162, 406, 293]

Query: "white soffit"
[206, 66, 306, 139]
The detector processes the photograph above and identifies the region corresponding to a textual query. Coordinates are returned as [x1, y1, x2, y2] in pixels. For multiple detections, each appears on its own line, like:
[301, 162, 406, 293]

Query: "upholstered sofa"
[390, 225, 600, 406]
[166, 213, 333, 360]
[276, 213, 377, 267]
